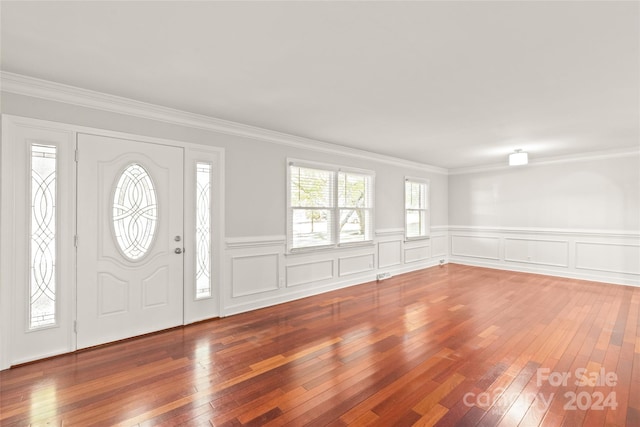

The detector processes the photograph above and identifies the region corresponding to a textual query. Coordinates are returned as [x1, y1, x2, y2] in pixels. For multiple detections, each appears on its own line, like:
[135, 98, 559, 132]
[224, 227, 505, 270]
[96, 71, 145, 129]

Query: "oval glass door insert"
[112, 163, 158, 260]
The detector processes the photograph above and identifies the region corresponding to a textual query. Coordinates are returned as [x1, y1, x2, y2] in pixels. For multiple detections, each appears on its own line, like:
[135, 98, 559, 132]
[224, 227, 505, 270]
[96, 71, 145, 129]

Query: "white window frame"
[404, 177, 430, 241]
[29, 143, 60, 330]
[183, 146, 223, 324]
[194, 161, 213, 300]
[287, 159, 375, 253]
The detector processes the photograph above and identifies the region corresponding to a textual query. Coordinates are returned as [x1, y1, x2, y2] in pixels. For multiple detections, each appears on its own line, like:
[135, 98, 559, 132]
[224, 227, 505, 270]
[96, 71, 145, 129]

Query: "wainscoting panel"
[449, 226, 640, 287]
[431, 235, 447, 258]
[339, 254, 375, 277]
[404, 245, 430, 264]
[451, 235, 500, 260]
[223, 228, 639, 319]
[222, 228, 445, 316]
[378, 240, 402, 268]
[504, 238, 569, 267]
[575, 242, 640, 275]
[286, 260, 334, 287]
[231, 253, 280, 298]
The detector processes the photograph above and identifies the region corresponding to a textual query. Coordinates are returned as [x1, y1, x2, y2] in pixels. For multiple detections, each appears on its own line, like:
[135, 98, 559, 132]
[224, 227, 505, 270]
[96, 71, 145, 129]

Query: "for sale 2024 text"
[537, 367, 618, 411]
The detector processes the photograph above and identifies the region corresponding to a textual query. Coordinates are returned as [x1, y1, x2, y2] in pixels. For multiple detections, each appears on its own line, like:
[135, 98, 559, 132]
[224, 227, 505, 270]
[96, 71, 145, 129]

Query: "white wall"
[1, 92, 449, 236]
[2, 88, 638, 296]
[448, 156, 640, 285]
[449, 156, 640, 230]
[1, 91, 449, 322]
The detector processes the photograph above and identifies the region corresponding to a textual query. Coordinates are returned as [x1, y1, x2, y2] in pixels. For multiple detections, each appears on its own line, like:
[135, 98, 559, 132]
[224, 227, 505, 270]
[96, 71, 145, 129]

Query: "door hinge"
[74, 148, 79, 162]
[73, 321, 77, 333]
[74, 235, 78, 248]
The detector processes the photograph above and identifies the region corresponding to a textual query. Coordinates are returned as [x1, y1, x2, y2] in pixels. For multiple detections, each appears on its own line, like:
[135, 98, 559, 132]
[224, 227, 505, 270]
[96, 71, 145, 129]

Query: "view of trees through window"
[405, 179, 428, 239]
[290, 164, 372, 249]
[338, 172, 370, 243]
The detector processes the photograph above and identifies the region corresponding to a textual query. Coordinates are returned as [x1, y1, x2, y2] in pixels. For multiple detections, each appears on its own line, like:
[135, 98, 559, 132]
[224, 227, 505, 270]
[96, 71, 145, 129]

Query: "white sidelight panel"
[30, 144, 58, 329]
[1, 116, 76, 369]
[196, 162, 212, 299]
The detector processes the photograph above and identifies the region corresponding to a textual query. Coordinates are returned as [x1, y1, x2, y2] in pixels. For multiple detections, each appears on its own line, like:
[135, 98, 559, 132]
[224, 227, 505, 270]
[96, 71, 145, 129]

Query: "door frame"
[76, 134, 186, 349]
[0, 115, 225, 369]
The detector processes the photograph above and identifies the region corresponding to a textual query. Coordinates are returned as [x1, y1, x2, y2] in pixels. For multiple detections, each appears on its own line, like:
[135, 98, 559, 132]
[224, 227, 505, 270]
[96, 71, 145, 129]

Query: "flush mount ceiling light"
[509, 149, 528, 166]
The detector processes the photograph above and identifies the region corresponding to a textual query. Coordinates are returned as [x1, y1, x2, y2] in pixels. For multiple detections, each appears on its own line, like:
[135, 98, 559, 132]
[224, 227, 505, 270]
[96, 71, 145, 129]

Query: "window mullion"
[289, 161, 374, 251]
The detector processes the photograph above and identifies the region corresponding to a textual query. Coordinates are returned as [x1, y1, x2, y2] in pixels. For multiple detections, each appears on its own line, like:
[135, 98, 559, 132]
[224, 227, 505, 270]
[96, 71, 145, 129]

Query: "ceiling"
[1, 1, 638, 169]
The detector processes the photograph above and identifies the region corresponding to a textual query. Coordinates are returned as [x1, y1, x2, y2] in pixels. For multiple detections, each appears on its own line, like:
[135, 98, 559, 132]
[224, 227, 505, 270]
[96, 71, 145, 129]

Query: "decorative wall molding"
[220, 231, 447, 316]
[230, 253, 281, 298]
[3, 73, 636, 176]
[226, 235, 287, 249]
[1, 72, 447, 174]
[449, 226, 640, 287]
[375, 228, 405, 237]
[448, 225, 639, 239]
[132, 226, 640, 319]
[221, 270, 375, 317]
[504, 238, 570, 268]
[222, 257, 443, 317]
[431, 235, 447, 258]
[339, 254, 375, 277]
[378, 240, 402, 268]
[404, 245, 430, 264]
[375, 227, 448, 238]
[286, 260, 334, 288]
[451, 235, 500, 260]
[575, 241, 640, 276]
[451, 257, 640, 288]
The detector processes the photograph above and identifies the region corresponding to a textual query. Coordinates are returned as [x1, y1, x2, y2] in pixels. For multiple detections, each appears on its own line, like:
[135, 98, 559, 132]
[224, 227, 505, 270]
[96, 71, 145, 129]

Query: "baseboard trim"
[449, 257, 640, 288]
[221, 259, 441, 317]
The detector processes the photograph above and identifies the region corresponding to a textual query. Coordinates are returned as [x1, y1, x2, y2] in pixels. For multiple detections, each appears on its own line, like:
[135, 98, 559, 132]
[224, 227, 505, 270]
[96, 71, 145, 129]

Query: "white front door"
[76, 133, 184, 349]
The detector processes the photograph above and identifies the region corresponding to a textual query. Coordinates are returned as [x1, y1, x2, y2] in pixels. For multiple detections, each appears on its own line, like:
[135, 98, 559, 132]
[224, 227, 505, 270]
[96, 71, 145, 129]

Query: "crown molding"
[449, 147, 640, 175]
[4, 71, 633, 176]
[0, 71, 448, 175]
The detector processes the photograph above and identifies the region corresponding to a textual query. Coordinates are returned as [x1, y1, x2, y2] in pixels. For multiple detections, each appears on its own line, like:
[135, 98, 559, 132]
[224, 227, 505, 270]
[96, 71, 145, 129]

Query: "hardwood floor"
[1, 264, 638, 426]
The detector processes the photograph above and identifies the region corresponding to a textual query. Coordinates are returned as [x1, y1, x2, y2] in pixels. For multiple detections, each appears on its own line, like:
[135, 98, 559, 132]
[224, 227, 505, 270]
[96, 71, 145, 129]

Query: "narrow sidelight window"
[30, 144, 57, 329]
[195, 162, 212, 299]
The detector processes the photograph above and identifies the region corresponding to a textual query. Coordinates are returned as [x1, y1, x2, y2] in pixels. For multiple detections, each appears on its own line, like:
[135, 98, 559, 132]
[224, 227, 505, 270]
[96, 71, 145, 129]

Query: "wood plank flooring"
[1, 264, 639, 426]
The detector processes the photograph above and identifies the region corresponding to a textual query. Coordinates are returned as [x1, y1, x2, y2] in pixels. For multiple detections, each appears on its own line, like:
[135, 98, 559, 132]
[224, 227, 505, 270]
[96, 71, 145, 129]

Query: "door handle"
[174, 248, 183, 254]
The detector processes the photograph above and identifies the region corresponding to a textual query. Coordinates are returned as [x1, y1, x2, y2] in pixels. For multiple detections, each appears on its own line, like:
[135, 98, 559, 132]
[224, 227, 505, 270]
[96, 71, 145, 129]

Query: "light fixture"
[509, 149, 528, 166]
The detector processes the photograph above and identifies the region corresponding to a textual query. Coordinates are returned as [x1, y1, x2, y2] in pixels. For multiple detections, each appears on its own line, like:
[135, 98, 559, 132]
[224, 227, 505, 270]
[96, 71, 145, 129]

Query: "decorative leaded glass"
[30, 144, 57, 329]
[196, 163, 211, 298]
[112, 163, 158, 260]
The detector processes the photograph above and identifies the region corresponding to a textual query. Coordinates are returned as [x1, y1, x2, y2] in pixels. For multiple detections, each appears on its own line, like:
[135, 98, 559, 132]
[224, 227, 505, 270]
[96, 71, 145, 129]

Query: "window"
[30, 144, 57, 329]
[288, 161, 373, 251]
[195, 162, 212, 299]
[112, 163, 158, 261]
[338, 171, 373, 244]
[405, 178, 429, 240]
